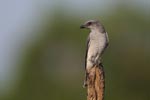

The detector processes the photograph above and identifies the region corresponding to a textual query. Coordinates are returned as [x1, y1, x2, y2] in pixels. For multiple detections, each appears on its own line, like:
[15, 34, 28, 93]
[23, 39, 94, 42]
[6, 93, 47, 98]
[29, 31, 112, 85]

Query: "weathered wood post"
[87, 63, 105, 100]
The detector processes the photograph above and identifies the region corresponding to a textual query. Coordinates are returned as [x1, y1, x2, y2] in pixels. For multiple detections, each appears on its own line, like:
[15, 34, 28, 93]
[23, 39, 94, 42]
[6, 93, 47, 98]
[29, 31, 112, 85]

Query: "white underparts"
[86, 30, 108, 70]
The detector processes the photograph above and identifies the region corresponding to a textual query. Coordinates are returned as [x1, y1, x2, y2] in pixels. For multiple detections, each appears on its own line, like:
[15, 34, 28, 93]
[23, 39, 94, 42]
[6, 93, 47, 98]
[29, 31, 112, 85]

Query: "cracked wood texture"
[87, 64, 105, 100]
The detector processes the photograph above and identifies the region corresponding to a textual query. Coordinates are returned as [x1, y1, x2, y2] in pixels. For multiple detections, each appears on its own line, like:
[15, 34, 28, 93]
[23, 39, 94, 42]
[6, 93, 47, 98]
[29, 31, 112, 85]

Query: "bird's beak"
[80, 24, 86, 29]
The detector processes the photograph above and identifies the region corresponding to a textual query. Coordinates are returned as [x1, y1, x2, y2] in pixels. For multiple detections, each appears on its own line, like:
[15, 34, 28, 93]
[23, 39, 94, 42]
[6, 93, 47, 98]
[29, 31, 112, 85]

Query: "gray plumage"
[80, 20, 109, 87]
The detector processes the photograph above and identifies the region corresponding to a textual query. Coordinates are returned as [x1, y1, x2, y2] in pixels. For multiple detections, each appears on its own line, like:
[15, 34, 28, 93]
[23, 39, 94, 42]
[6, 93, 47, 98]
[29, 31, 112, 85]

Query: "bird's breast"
[90, 33, 106, 47]
[88, 32, 107, 56]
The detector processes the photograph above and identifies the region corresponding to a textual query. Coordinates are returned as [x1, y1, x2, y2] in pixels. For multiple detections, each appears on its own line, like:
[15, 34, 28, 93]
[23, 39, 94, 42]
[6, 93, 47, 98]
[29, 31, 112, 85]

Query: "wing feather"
[85, 36, 90, 69]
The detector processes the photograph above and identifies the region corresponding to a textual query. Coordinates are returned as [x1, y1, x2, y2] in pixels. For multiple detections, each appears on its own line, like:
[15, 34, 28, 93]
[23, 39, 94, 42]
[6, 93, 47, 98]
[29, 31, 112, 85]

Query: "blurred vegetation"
[1, 5, 150, 100]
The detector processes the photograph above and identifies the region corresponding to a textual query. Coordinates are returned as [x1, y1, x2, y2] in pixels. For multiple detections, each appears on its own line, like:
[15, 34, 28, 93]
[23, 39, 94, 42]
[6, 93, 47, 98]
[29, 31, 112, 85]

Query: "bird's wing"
[105, 32, 109, 47]
[106, 32, 109, 43]
[85, 36, 90, 69]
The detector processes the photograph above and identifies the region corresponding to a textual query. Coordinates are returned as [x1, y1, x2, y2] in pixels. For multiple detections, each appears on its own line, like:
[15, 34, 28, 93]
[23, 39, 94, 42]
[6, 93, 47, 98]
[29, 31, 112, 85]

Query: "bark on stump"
[87, 63, 105, 100]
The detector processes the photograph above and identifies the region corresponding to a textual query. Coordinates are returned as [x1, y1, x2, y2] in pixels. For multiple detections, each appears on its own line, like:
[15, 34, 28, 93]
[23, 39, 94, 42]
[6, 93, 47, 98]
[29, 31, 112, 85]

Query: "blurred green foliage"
[1, 6, 150, 100]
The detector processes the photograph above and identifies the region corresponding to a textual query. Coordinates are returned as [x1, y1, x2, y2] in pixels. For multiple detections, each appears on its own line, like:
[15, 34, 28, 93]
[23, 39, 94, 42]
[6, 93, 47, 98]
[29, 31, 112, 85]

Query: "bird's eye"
[87, 22, 92, 26]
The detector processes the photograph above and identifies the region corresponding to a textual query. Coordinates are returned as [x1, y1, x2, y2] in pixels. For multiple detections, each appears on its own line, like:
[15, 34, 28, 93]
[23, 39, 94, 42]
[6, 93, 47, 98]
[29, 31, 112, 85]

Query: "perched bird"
[80, 20, 109, 87]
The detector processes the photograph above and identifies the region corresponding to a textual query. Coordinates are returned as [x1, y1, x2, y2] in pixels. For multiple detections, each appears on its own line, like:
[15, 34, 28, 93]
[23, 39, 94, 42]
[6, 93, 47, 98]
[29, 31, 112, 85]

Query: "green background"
[0, 1, 150, 100]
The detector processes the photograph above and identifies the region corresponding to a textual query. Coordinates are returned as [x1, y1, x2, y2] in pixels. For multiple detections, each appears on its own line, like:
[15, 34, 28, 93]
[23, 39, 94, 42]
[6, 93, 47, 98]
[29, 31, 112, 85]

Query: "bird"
[80, 20, 109, 87]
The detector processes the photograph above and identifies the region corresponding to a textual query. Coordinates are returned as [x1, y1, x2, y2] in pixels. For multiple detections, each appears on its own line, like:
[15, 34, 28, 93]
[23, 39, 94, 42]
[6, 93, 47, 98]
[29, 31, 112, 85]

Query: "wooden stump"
[87, 64, 105, 100]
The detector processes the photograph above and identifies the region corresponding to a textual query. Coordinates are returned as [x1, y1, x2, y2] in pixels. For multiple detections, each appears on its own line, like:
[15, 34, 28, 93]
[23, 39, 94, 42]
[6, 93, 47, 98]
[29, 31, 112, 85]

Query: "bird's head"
[80, 20, 101, 29]
[80, 20, 105, 33]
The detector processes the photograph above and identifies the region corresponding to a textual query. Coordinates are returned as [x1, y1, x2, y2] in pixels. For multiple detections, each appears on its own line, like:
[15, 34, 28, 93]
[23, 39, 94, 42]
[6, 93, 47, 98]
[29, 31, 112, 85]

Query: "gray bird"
[80, 20, 109, 87]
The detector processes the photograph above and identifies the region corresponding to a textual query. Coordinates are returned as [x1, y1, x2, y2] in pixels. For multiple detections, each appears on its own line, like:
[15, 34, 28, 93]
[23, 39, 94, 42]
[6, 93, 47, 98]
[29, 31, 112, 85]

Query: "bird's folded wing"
[85, 36, 90, 69]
